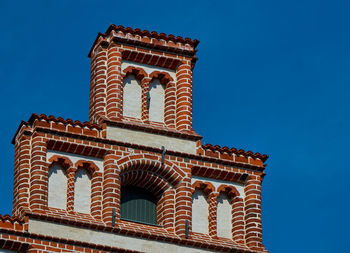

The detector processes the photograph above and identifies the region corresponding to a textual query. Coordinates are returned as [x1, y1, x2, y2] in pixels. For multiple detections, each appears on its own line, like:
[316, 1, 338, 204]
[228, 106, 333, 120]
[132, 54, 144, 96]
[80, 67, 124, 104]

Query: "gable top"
[88, 24, 200, 57]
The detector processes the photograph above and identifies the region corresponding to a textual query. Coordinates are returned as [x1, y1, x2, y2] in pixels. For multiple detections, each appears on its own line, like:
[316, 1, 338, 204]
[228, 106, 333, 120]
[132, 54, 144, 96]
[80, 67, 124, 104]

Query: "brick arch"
[74, 160, 100, 176]
[48, 155, 73, 171]
[149, 71, 174, 86]
[117, 155, 185, 187]
[191, 181, 215, 197]
[120, 170, 170, 199]
[122, 66, 148, 81]
[217, 184, 240, 199]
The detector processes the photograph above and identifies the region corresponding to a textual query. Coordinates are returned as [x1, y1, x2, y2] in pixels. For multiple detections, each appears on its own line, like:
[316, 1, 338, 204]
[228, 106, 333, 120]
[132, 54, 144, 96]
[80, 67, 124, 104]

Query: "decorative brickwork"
[2, 24, 269, 252]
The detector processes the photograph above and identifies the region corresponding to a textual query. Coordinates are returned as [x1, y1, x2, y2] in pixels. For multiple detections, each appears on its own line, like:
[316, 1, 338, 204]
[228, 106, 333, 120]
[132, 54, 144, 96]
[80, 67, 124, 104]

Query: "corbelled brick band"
[176, 61, 193, 132]
[244, 175, 263, 250]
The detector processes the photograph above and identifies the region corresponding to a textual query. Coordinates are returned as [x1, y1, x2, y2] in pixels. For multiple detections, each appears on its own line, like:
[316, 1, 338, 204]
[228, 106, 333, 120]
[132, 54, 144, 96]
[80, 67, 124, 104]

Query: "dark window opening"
[120, 186, 157, 225]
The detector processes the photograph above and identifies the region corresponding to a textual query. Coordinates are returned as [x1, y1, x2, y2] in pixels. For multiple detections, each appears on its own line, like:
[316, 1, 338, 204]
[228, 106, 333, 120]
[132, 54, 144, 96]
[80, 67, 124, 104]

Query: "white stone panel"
[106, 126, 197, 154]
[217, 194, 232, 239]
[28, 219, 215, 253]
[191, 176, 245, 199]
[192, 190, 209, 234]
[74, 169, 91, 214]
[149, 79, 165, 123]
[46, 151, 103, 173]
[123, 75, 142, 119]
[122, 61, 176, 81]
[48, 164, 67, 209]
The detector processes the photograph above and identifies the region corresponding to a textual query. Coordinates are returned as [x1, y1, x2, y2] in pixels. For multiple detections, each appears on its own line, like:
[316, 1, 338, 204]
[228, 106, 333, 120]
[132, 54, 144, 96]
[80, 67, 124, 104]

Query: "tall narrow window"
[217, 194, 232, 239]
[149, 79, 165, 123]
[74, 169, 91, 214]
[192, 190, 209, 234]
[123, 75, 142, 119]
[121, 186, 157, 225]
[48, 164, 67, 209]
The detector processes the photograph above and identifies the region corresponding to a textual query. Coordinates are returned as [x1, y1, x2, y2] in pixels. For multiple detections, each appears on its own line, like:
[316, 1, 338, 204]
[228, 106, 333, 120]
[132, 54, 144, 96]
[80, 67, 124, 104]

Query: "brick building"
[0, 25, 269, 252]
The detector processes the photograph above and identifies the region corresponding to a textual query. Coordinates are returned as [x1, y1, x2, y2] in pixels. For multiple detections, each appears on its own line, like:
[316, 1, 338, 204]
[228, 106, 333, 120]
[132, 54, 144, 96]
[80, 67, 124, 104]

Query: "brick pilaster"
[244, 175, 263, 250]
[175, 177, 192, 237]
[102, 154, 120, 225]
[89, 46, 107, 124]
[176, 61, 193, 131]
[29, 135, 47, 211]
[106, 46, 122, 120]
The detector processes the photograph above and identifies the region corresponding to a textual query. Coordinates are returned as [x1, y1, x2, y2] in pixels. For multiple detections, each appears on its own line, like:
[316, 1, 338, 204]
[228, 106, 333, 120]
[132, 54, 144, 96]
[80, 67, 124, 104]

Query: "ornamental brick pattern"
[1, 24, 270, 252]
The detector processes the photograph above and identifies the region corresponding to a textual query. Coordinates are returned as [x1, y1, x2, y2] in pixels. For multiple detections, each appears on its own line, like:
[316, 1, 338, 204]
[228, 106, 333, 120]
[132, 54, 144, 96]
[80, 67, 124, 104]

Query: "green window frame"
[120, 186, 157, 225]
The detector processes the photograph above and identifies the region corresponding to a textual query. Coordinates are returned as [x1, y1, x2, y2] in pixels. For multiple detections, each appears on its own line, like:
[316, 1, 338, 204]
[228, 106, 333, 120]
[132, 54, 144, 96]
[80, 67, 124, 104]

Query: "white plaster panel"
[48, 164, 67, 209]
[149, 79, 165, 123]
[123, 75, 142, 119]
[122, 61, 176, 81]
[74, 169, 91, 214]
[106, 126, 197, 154]
[217, 194, 232, 239]
[191, 190, 209, 234]
[191, 176, 245, 199]
[46, 151, 103, 173]
[28, 219, 216, 253]
[0, 250, 18, 253]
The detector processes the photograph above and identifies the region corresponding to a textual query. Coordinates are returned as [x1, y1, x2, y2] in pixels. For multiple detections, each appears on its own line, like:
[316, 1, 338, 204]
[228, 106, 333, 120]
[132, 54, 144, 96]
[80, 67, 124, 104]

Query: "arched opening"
[149, 79, 165, 123]
[217, 193, 233, 239]
[192, 189, 209, 234]
[73, 169, 91, 214]
[120, 186, 157, 225]
[123, 74, 142, 119]
[48, 164, 67, 209]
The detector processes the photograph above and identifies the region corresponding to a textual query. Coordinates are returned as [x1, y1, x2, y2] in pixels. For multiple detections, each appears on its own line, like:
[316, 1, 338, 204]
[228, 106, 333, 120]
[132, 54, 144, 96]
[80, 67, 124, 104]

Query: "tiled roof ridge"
[88, 24, 200, 57]
[28, 113, 102, 130]
[0, 214, 24, 224]
[106, 24, 199, 47]
[202, 143, 269, 162]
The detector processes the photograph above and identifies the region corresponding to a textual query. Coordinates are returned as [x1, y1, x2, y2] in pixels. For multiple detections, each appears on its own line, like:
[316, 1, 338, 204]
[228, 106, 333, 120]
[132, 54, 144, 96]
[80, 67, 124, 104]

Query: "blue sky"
[1, 0, 349, 252]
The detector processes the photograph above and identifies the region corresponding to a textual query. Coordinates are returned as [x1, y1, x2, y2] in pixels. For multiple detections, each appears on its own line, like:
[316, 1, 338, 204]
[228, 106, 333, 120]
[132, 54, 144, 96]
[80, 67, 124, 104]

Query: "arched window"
[217, 194, 232, 239]
[191, 190, 209, 234]
[48, 164, 67, 209]
[74, 169, 91, 214]
[149, 79, 165, 123]
[120, 186, 157, 225]
[123, 75, 142, 119]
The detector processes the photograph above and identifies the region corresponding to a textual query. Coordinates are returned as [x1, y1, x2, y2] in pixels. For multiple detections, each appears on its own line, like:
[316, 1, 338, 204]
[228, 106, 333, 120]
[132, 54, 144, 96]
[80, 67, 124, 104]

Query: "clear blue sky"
[1, 1, 349, 252]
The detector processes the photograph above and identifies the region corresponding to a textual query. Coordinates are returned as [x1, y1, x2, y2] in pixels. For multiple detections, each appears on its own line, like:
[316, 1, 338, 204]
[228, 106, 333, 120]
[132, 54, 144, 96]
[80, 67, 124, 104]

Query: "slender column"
[164, 81, 176, 128]
[208, 192, 218, 237]
[91, 171, 103, 219]
[66, 167, 76, 213]
[232, 197, 245, 243]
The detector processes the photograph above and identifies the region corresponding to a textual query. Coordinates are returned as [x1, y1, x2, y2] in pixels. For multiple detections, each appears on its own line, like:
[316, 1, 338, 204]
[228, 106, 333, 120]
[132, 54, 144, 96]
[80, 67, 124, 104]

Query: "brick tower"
[0, 25, 269, 252]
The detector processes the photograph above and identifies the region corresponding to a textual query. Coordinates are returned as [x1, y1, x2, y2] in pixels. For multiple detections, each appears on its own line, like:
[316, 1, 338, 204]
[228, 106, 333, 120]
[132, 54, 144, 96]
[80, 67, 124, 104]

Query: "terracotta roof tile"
[88, 24, 200, 57]
[202, 143, 269, 162]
